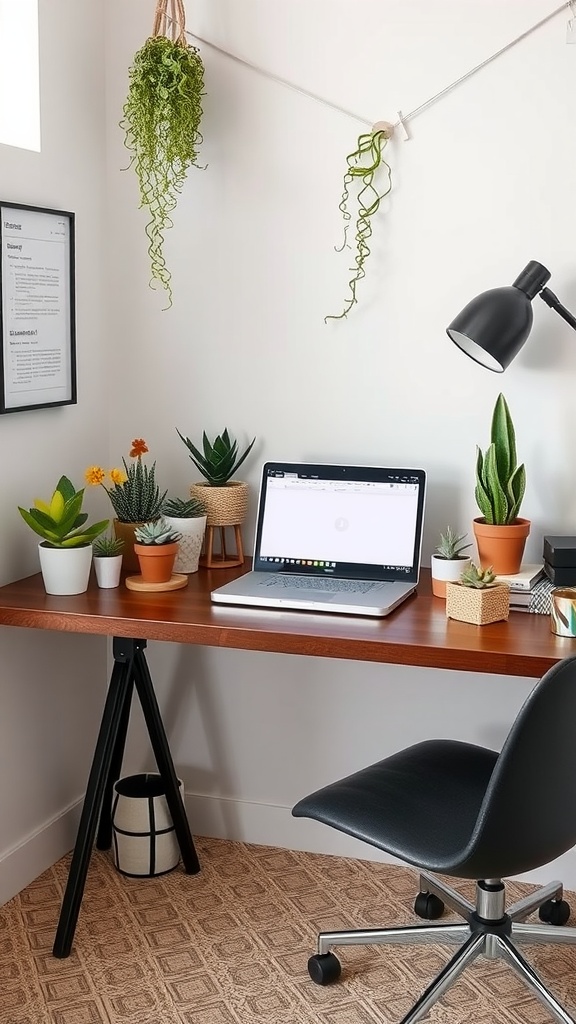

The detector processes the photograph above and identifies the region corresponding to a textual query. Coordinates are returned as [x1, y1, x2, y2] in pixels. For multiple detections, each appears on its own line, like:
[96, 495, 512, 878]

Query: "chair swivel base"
[307, 872, 576, 1024]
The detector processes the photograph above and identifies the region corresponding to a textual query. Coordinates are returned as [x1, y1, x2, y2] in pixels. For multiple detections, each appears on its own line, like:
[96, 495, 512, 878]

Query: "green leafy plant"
[18, 476, 109, 549]
[162, 495, 206, 518]
[176, 428, 256, 485]
[121, 0, 205, 308]
[435, 526, 471, 560]
[134, 518, 182, 546]
[459, 563, 497, 589]
[475, 393, 526, 525]
[326, 125, 393, 322]
[86, 439, 167, 524]
[93, 532, 125, 557]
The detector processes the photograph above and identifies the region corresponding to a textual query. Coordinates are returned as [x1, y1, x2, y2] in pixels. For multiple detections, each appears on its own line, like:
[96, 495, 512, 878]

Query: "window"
[0, 0, 40, 151]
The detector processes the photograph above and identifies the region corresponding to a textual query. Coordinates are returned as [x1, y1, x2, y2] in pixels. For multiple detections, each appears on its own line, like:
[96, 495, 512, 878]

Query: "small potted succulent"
[430, 526, 472, 599]
[133, 518, 182, 584]
[176, 428, 256, 528]
[86, 439, 167, 572]
[474, 394, 530, 574]
[162, 496, 207, 573]
[446, 564, 510, 625]
[92, 532, 125, 589]
[18, 476, 109, 595]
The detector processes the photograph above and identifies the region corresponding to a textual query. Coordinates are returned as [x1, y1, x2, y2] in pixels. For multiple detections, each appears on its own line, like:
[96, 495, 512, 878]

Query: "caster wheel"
[308, 952, 342, 985]
[539, 899, 571, 926]
[414, 892, 445, 920]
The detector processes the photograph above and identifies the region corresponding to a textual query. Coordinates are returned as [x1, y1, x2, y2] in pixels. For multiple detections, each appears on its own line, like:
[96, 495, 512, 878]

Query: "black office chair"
[292, 654, 576, 1024]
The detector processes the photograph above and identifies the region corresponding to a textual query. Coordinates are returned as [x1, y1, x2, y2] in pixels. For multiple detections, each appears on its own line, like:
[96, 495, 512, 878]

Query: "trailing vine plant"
[121, 0, 205, 308]
[325, 123, 393, 323]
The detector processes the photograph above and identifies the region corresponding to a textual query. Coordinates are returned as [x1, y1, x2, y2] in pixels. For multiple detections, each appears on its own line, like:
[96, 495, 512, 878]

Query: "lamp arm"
[539, 287, 576, 332]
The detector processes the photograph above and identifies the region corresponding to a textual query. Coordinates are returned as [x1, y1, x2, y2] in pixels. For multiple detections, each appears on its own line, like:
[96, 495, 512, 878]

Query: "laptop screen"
[252, 463, 426, 583]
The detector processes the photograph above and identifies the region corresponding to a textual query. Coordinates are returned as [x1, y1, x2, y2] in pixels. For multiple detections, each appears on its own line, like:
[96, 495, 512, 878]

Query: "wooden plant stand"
[200, 525, 244, 569]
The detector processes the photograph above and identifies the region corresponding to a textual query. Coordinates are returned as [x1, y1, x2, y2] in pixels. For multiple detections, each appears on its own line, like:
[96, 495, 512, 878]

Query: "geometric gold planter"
[446, 582, 510, 625]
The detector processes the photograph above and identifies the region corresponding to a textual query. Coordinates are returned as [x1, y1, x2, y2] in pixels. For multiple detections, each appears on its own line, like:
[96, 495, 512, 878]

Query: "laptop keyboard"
[259, 574, 385, 594]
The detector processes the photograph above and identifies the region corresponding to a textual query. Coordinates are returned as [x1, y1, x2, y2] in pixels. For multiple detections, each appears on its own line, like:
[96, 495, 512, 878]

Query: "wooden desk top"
[0, 562, 572, 678]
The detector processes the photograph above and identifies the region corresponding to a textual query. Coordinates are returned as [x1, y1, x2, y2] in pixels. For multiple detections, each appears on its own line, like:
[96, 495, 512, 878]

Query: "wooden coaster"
[125, 574, 188, 593]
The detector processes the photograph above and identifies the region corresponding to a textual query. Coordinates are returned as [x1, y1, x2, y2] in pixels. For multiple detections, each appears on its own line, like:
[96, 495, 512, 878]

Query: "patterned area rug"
[1, 837, 576, 1023]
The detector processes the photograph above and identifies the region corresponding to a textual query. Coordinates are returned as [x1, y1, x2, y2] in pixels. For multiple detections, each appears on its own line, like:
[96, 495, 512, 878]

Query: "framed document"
[0, 201, 76, 413]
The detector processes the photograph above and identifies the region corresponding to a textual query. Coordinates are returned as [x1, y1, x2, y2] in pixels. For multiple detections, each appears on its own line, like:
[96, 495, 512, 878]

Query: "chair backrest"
[461, 653, 576, 879]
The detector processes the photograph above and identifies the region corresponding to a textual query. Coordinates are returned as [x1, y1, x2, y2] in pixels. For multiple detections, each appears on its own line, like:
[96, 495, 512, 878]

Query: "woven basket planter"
[446, 582, 510, 625]
[190, 481, 248, 527]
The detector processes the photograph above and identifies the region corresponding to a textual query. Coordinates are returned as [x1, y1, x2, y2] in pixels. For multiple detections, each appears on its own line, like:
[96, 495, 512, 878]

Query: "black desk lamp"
[447, 260, 576, 371]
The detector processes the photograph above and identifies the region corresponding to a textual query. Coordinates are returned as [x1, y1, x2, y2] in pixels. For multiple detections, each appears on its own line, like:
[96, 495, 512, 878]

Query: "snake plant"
[475, 394, 526, 525]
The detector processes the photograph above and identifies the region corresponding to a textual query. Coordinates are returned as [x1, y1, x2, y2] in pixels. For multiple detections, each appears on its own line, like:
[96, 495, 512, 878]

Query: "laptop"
[211, 462, 427, 617]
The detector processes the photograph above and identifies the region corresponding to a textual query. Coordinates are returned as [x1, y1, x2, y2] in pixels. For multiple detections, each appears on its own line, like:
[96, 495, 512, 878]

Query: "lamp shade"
[447, 262, 551, 372]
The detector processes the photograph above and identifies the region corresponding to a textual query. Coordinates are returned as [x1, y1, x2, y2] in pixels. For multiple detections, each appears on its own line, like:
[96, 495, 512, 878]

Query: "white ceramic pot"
[164, 515, 207, 573]
[94, 554, 123, 589]
[430, 554, 471, 599]
[112, 772, 184, 877]
[38, 542, 93, 596]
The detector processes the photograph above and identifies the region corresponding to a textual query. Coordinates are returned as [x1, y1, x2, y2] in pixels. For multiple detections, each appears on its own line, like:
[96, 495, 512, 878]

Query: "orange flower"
[110, 467, 127, 485]
[129, 438, 148, 458]
[85, 466, 105, 486]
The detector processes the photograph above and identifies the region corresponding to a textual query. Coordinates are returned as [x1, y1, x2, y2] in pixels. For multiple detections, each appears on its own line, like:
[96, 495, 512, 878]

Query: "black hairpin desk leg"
[52, 637, 200, 959]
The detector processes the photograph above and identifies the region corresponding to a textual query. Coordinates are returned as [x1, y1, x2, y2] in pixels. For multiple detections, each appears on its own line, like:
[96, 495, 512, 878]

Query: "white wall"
[103, 0, 576, 889]
[0, 0, 109, 902]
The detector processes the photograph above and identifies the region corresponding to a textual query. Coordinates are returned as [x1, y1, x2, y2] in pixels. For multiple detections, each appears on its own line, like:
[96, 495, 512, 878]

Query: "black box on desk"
[543, 536, 576, 568]
[544, 562, 576, 586]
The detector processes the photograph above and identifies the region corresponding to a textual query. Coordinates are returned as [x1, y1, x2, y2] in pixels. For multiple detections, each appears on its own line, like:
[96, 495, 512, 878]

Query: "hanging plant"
[325, 123, 393, 323]
[121, 0, 205, 308]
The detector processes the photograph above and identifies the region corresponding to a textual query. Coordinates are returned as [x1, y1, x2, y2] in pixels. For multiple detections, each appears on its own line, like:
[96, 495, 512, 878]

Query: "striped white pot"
[112, 773, 184, 877]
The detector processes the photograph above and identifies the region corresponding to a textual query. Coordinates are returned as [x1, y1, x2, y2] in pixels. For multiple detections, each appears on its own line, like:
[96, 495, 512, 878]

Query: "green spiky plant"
[93, 532, 125, 557]
[121, 0, 204, 308]
[162, 496, 206, 518]
[134, 518, 182, 545]
[18, 476, 109, 549]
[459, 564, 497, 589]
[475, 394, 526, 525]
[435, 527, 471, 560]
[325, 125, 393, 322]
[176, 428, 256, 486]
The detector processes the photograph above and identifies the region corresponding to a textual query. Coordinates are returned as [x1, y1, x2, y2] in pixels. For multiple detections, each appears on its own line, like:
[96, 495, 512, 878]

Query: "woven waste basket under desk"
[112, 773, 184, 877]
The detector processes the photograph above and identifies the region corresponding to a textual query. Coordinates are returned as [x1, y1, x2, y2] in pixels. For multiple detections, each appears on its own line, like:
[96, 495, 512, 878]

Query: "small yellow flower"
[110, 467, 127, 485]
[85, 466, 105, 486]
[130, 438, 148, 458]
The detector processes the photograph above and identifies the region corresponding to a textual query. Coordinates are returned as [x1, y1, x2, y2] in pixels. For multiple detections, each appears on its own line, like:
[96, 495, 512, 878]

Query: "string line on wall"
[169, 2, 571, 135]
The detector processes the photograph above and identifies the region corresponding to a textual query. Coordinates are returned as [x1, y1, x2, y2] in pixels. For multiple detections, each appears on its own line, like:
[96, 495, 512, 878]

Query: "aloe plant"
[475, 394, 526, 525]
[176, 428, 256, 486]
[435, 527, 471, 560]
[18, 476, 109, 549]
[459, 564, 497, 589]
[162, 496, 206, 518]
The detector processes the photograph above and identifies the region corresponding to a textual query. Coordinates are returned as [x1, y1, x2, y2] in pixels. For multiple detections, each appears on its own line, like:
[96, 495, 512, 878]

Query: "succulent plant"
[176, 428, 256, 486]
[435, 526, 471, 560]
[162, 496, 206, 518]
[18, 476, 109, 549]
[134, 518, 182, 546]
[459, 563, 497, 589]
[475, 394, 526, 525]
[93, 532, 125, 557]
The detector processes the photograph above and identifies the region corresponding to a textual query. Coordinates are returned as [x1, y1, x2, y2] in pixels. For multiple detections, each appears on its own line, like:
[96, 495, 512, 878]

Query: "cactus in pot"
[446, 562, 510, 626]
[430, 526, 472, 600]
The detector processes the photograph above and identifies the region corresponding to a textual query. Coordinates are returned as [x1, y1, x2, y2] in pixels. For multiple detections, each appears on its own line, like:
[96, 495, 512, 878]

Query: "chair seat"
[293, 739, 498, 875]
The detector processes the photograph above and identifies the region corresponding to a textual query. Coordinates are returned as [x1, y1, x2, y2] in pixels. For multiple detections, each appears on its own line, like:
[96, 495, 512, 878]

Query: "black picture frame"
[0, 200, 76, 413]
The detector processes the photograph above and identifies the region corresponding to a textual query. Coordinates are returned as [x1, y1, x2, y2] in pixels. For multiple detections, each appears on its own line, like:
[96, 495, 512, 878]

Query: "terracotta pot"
[430, 555, 472, 599]
[134, 542, 179, 584]
[190, 481, 248, 527]
[113, 520, 146, 573]
[473, 518, 531, 575]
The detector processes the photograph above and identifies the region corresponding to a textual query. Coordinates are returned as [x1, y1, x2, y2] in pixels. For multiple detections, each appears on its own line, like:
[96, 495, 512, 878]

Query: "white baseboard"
[3, 792, 576, 907]
[0, 800, 81, 907]
[185, 791, 576, 892]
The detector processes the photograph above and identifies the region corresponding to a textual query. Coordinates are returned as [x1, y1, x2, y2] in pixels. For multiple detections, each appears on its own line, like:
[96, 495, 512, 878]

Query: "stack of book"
[494, 564, 555, 615]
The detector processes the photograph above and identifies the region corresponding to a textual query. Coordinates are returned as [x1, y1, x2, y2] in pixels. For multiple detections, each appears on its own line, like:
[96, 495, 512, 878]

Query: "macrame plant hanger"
[153, 0, 187, 44]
